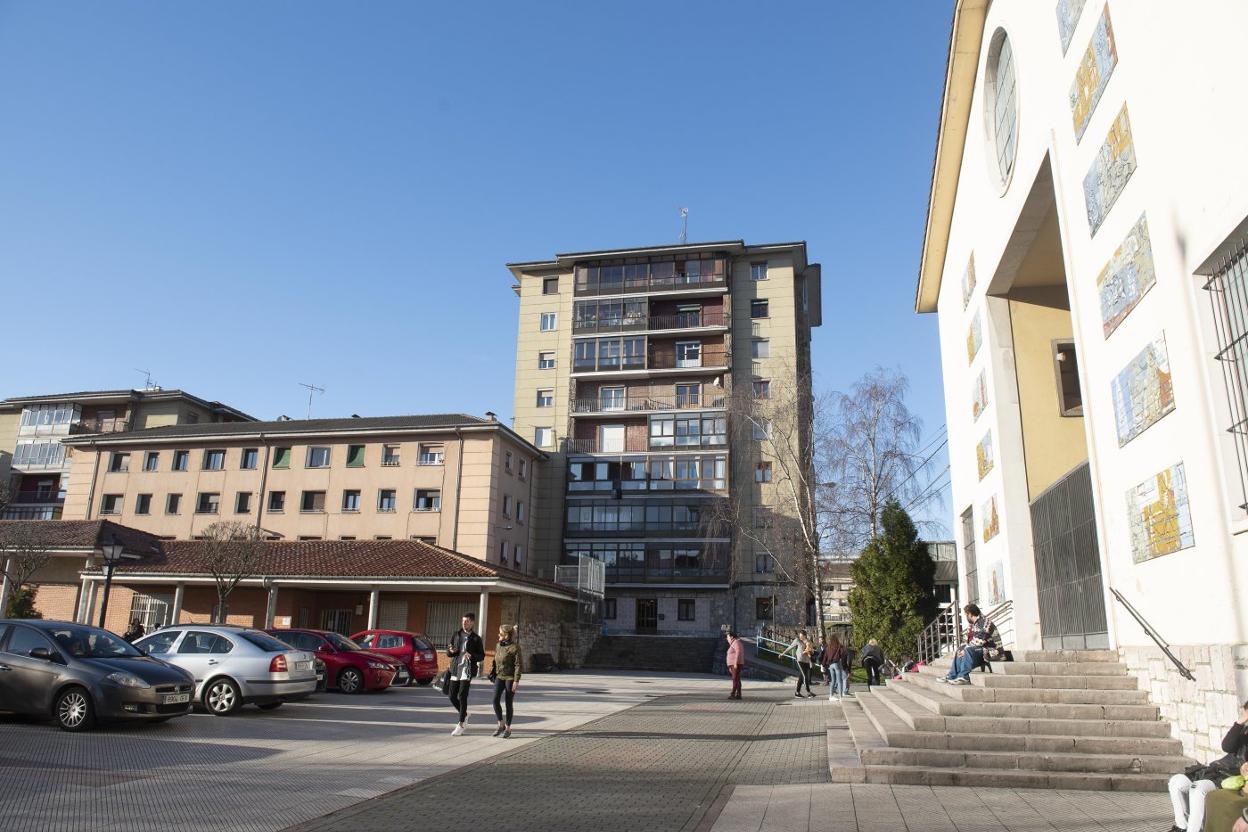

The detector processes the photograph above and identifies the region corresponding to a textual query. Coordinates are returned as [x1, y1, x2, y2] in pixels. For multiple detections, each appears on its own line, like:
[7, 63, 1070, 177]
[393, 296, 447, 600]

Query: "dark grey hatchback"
[0, 619, 195, 731]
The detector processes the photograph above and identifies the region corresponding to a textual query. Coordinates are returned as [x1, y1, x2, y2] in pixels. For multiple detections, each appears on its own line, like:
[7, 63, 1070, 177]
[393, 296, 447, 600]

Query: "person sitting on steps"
[1204, 761, 1248, 832]
[1168, 705, 1248, 832]
[943, 604, 999, 685]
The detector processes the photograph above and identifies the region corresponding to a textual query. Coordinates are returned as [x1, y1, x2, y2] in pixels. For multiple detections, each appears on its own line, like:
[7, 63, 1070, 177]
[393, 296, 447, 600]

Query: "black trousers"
[448, 679, 471, 722]
[492, 679, 516, 725]
[795, 662, 813, 694]
[863, 657, 882, 687]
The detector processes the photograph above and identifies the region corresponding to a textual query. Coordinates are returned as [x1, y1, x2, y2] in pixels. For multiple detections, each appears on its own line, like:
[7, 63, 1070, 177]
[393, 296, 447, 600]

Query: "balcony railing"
[571, 345, 729, 374]
[574, 272, 728, 298]
[8, 491, 65, 505]
[572, 309, 729, 335]
[565, 521, 720, 537]
[69, 419, 131, 435]
[561, 438, 728, 455]
[570, 394, 727, 414]
[606, 566, 730, 583]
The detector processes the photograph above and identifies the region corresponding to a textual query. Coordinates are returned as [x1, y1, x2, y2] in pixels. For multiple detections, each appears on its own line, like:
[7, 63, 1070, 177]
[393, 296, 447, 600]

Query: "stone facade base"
[1120, 643, 1247, 761]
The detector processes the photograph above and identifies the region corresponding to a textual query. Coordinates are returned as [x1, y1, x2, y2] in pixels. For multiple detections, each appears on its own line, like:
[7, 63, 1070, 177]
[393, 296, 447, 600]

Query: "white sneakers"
[451, 724, 464, 736]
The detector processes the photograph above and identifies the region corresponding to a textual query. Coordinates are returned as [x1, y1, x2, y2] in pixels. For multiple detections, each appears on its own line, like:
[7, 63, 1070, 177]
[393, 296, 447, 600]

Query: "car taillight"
[270, 654, 288, 673]
[420, 650, 435, 661]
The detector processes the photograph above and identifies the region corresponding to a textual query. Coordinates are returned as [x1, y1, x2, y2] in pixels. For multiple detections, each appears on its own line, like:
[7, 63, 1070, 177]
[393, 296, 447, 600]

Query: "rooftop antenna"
[298, 382, 325, 419]
[678, 207, 689, 244]
[135, 368, 156, 390]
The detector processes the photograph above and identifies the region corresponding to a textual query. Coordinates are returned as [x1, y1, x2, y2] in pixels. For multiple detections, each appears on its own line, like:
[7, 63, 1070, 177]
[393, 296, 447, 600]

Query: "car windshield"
[325, 632, 362, 651]
[48, 625, 142, 659]
[237, 630, 294, 652]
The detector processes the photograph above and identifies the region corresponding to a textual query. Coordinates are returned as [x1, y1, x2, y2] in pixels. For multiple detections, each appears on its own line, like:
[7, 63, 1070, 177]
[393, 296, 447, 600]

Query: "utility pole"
[678, 207, 689, 244]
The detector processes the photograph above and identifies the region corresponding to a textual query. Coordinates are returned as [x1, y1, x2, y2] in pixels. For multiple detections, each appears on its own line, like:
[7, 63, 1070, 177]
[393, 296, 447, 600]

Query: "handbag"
[488, 659, 498, 684]
[436, 669, 451, 696]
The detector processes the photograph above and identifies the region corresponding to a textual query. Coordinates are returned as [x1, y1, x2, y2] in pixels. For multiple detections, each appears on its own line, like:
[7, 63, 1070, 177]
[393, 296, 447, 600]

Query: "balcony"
[7, 490, 65, 505]
[572, 309, 729, 336]
[606, 566, 730, 584]
[574, 261, 728, 298]
[69, 418, 131, 435]
[571, 345, 729, 376]
[570, 393, 727, 415]
[561, 435, 728, 455]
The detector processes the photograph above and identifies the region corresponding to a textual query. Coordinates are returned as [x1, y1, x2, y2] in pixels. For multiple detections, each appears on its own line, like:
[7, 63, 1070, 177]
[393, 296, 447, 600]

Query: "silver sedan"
[135, 625, 316, 715]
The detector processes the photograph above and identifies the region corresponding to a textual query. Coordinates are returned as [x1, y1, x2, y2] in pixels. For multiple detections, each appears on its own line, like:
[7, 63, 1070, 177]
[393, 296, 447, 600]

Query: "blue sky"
[0, 1, 953, 530]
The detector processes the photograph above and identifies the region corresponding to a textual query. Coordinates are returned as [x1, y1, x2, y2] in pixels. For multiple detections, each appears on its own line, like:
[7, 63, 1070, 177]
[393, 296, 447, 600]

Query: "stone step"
[1000, 661, 1127, 677]
[914, 666, 1141, 691]
[858, 745, 1188, 775]
[840, 699, 887, 755]
[854, 690, 912, 743]
[852, 764, 1170, 792]
[889, 678, 1160, 721]
[879, 728, 1185, 757]
[900, 668, 1150, 705]
[1018, 650, 1121, 663]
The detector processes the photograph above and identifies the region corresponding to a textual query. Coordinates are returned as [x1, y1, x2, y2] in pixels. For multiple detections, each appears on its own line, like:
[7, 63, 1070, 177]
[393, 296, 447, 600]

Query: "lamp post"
[96, 533, 125, 630]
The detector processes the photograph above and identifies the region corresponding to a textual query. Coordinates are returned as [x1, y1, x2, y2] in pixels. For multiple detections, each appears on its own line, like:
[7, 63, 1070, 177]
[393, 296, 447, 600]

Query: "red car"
[351, 629, 439, 686]
[265, 628, 402, 694]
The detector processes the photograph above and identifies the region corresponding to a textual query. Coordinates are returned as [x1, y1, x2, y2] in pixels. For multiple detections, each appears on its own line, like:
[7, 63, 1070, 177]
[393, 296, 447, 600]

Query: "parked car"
[0, 619, 194, 732]
[134, 625, 316, 715]
[351, 629, 439, 686]
[313, 656, 327, 691]
[265, 628, 401, 693]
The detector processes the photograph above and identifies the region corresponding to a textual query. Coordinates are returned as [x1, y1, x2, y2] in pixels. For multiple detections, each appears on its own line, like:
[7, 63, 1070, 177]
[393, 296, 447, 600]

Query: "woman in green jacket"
[491, 624, 523, 738]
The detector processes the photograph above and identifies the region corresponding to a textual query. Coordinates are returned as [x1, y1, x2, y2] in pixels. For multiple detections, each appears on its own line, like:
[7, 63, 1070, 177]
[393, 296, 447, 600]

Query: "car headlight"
[367, 661, 391, 670]
[106, 672, 150, 689]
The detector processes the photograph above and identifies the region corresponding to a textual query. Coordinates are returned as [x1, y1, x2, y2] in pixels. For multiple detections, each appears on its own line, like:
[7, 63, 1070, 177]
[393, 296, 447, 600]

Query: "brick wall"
[33, 583, 79, 621]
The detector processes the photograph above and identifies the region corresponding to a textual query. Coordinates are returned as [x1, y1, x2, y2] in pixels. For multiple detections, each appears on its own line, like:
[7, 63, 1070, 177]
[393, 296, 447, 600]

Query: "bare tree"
[200, 521, 266, 624]
[0, 523, 52, 616]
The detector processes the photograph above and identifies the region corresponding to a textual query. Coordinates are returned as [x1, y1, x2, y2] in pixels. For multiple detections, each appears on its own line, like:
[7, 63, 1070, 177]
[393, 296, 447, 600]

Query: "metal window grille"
[128, 592, 173, 630]
[1204, 237, 1248, 510]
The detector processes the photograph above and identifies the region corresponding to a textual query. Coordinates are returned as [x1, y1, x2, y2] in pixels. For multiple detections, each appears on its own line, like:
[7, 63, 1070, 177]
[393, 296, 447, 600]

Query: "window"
[306, 447, 331, 468]
[502, 495, 513, 517]
[675, 341, 702, 368]
[143, 451, 160, 472]
[755, 553, 775, 573]
[753, 380, 771, 400]
[535, 427, 553, 448]
[418, 444, 444, 465]
[599, 386, 626, 411]
[381, 445, 400, 466]
[241, 448, 259, 469]
[378, 489, 397, 512]
[196, 492, 220, 514]
[755, 462, 773, 483]
[268, 491, 286, 512]
[985, 29, 1019, 187]
[342, 490, 361, 511]
[137, 629, 178, 655]
[5, 626, 52, 657]
[538, 352, 556, 369]
[536, 389, 554, 408]
[177, 631, 233, 655]
[517, 501, 525, 523]
[543, 277, 559, 295]
[100, 494, 122, 515]
[341, 536, 357, 541]
[200, 449, 224, 471]
[300, 491, 326, 512]
[540, 312, 557, 331]
[752, 419, 771, 440]
[675, 383, 700, 408]
[518, 458, 528, 480]
[750, 299, 769, 318]
[166, 494, 182, 514]
[109, 453, 130, 473]
[135, 494, 152, 515]
[374, 535, 392, 540]
[236, 492, 252, 514]
[297, 535, 322, 541]
[413, 536, 436, 544]
[751, 262, 769, 281]
[602, 598, 617, 620]
[754, 508, 771, 528]
[272, 447, 291, 469]
[499, 540, 508, 564]
[1053, 341, 1083, 416]
[346, 445, 365, 467]
[505, 451, 513, 473]
[514, 545, 524, 568]
[1205, 236, 1248, 511]
[414, 489, 441, 511]
[171, 450, 190, 471]
[751, 339, 770, 359]
[677, 599, 696, 621]
[756, 597, 773, 621]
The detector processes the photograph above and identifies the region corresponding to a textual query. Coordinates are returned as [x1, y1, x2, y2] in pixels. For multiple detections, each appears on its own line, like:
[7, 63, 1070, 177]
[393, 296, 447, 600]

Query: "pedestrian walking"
[785, 630, 815, 697]
[490, 624, 522, 738]
[861, 639, 885, 689]
[122, 618, 146, 643]
[446, 612, 485, 736]
[821, 634, 849, 701]
[725, 630, 745, 699]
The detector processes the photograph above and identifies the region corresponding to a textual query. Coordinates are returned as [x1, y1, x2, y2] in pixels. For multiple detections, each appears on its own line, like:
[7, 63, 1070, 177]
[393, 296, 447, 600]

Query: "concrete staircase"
[581, 635, 719, 673]
[834, 649, 1191, 791]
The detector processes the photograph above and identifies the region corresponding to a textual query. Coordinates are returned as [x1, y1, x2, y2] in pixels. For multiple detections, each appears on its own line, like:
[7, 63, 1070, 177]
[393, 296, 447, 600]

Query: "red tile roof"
[0, 520, 164, 558]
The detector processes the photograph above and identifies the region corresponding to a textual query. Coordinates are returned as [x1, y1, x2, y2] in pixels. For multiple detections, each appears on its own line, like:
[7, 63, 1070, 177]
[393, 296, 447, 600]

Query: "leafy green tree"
[847, 500, 936, 661]
[6, 586, 42, 619]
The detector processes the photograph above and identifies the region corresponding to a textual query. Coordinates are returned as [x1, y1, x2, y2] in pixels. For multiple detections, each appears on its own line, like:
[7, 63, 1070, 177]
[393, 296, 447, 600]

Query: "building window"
[380, 445, 400, 466]
[196, 492, 220, 514]
[414, 489, 441, 511]
[514, 545, 524, 568]
[538, 351, 556, 369]
[502, 495, 513, 517]
[201, 449, 224, 471]
[536, 389, 554, 408]
[985, 29, 1019, 187]
[241, 448, 259, 469]
[306, 447, 331, 468]
[377, 489, 397, 512]
[602, 598, 617, 620]
[540, 312, 558, 332]
[535, 427, 553, 448]
[134, 494, 152, 515]
[751, 262, 769, 281]
[519, 458, 528, 480]
[755, 597, 773, 621]
[143, 451, 160, 472]
[517, 501, 525, 523]
[752, 419, 771, 440]
[498, 540, 509, 565]
[109, 453, 130, 473]
[753, 380, 771, 399]
[677, 599, 696, 621]
[166, 493, 182, 515]
[542, 277, 559, 295]
[750, 299, 769, 318]
[674, 383, 700, 408]
[98, 494, 122, 515]
[171, 450, 190, 471]
[751, 339, 770, 359]
[1053, 341, 1083, 416]
[1205, 236, 1248, 510]
[755, 553, 775, 573]
[675, 340, 702, 368]
[342, 490, 361, 512]
[236, 492, 252, 514]
[418, 444, 444, 465]
[755, 461, 773, 483]
[272, 447, 291, 469]
[413, 536, 436, 544]
[505, 451, 513, 473]
[346, 445, 366, 468]
[300, 491, 326, 512]
[268, 491, 286, 513]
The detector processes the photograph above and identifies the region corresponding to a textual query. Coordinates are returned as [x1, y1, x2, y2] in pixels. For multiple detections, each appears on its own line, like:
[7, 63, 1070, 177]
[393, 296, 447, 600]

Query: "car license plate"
[163, 693, 190, 705]
[296, 661, 311, 670]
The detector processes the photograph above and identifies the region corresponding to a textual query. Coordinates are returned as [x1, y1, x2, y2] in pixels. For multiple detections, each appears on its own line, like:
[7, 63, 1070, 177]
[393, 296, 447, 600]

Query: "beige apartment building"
[507, 240, 822, 636]
[59, 413, 543, 571]
[0, 388, 253, 520]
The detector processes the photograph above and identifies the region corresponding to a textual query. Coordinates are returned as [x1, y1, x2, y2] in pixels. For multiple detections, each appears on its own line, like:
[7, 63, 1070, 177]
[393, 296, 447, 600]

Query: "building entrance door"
[635, 599, 658, 633]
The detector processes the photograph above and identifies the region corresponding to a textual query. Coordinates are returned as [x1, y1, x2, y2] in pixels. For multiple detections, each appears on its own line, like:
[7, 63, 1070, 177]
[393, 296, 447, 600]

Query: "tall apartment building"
[0, 389, 253, 520]
[508, 240, 821, 636]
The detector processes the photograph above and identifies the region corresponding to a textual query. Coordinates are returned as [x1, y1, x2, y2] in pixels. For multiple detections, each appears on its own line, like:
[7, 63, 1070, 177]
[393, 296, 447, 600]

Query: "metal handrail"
[1109, 587, 1195, 681]
[915, 604, 962, 664]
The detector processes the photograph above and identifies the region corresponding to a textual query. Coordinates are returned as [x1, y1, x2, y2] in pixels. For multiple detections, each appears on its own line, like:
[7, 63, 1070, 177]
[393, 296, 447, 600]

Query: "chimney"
[277, 415, 291, 422]
[485, 411, 497, 422]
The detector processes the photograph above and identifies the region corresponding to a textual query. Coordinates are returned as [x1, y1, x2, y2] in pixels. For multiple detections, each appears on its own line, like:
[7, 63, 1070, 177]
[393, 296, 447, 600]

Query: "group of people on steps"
[722, 628, 887, 701]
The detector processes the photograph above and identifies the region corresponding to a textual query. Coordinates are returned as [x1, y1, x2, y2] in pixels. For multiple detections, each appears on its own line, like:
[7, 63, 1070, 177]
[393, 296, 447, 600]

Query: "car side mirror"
[29, 647, 55, 661]
[317, 644, 333, 653]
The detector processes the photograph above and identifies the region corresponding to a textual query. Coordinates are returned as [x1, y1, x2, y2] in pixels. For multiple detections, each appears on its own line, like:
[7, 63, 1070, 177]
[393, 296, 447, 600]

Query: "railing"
[574, 272, 728, 297]
[565, 520, 723, 537]
[572, 310, 729, 335]
[69, 419, 131, 435]
[571, 345, 730, 374]
[1109, 587, 1195, 681]
[7, 491, 65, 505]
[561, 438, 728, 455]
[570, 394, 727, 414]
[915, 604, 963, 665]
[607, 566, 729, 583]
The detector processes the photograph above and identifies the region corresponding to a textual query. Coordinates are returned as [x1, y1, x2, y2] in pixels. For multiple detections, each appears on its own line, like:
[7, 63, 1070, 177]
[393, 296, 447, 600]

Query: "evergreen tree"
[847, 499, 937, 662]
[6, 586, 42, 619]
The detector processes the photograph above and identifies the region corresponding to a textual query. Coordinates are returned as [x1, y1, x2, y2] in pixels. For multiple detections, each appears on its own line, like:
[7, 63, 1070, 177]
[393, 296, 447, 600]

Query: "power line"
[905, 464, 951, 512]
[886, 432, 949, 502]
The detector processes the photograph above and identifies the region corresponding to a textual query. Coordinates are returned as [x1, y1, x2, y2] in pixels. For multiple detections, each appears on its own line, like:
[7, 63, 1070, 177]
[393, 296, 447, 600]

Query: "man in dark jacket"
[1168, 704, 1248, 832]
[446, 612, 486, 736]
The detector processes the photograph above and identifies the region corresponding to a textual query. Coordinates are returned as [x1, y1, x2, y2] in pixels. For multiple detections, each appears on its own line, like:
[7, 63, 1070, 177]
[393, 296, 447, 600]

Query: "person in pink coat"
[725, 630, 745, 699]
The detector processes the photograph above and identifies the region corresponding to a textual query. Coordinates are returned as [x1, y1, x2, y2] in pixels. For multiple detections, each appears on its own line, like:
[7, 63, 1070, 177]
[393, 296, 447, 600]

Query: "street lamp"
[96, 533, 125, 630]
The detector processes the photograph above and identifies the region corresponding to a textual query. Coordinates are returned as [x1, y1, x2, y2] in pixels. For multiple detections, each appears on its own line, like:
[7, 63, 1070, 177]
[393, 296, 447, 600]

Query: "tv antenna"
[298, 382, 325, 419]
[135, 368, 157, 390]
[678, 207, 689, 244]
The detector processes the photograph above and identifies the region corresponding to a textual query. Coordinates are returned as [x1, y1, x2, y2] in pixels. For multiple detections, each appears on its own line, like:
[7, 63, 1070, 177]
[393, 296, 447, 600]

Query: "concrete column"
[170, 583, 185, 625]
[75, 576, 94, 623]
[83, 580, 98, 626]
[265, 585, 279, 628]
[0, 558, 13, 618]
[477, 589, 489, 644]
[367, 589, 380, 630]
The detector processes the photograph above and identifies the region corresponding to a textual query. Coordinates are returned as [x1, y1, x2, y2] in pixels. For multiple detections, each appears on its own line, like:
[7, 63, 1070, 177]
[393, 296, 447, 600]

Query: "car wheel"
[203, 677, 242, 716]
[415, 677, 433, 687]
[54, 686, 95, 732]
[257, 702, 283, 711]
[337, 668, 364, 694]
